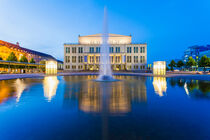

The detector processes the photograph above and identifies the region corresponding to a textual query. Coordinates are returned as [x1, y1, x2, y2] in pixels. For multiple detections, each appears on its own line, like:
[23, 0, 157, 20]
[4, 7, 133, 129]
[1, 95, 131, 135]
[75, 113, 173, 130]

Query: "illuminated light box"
[153, 61, 166, 76]
[46, 60, 57, 75]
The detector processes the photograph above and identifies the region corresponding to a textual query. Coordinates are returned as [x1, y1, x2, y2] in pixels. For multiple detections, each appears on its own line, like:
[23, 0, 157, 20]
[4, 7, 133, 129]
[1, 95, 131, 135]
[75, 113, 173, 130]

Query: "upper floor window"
[78, 56, 83, 63]
[109, 47, 114, 53]
[78, 47, 83, 53]
[65, 56, 70, 63]
[127, 47, 132, 53]
[140, 47, 145, 53]
[84, 56, 88, 62]
[115, 47, 120, 53]
[72, 56, 76, 63]
[89, 47, 94, 53]
[127, 56, 132, 63]
[72, 47, 77, 53]
[134, 47, 138, 53]
[66, 47, 70, 53]
[134, 56, 138, 63]
[96, 47, 100, 53]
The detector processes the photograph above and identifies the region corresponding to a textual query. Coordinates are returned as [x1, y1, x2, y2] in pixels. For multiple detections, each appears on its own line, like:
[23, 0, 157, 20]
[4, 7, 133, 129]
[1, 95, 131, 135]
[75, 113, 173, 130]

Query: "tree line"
[0, 52, 36, 63]
[168, 55, 210, 71]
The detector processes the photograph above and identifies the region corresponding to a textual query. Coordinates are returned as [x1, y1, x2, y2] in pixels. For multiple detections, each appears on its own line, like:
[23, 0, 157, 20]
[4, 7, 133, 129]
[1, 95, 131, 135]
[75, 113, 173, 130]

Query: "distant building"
[64, 33, 147, 71]
[0, 40, 56, 63]
[183, 45, 210, 62]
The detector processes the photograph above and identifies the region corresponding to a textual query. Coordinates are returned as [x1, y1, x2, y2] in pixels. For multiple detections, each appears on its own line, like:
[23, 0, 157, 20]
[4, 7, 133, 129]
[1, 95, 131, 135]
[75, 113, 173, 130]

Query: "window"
[89, 47, 94, 53]
[84, 56, 88, 62]
[134, 65, 139, 69]
[140, 56, 145, 63]
[127, 47, 132, 53]
[72, 56, 76, 63]
[127, 56, 132, 63]
[78, 56, 83, 63]
[111, 56, 114, 63]
[65, 65, 70, 69]
[72, 47, 77, 53]
[115, 47, 120, 53]
[134, 56, 138, 63]
[96, 47, 100, 53]
[66, 47, 70, 53]
[109, 47, 114, 53]
[78, 47, 83, 53]
[115, 56, 120, 63]
[65, 56, 70, 63]
[90, 56, 94, 63]
[143, 47, 145, 53]
[78, 65, 83, 69]
[134, 47, 138, 53]
[96, 56, 100, 63]
[140, 47, 145, 53]
[72, 65, 76, 70]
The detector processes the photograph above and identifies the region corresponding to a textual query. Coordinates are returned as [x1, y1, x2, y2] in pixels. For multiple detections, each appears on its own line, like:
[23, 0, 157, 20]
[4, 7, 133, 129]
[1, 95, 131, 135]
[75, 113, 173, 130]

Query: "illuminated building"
[0, 40, 56, 63]
[153, 61, 166, 76]
[46, 60, 57, 74]
[64, 34, 147, 71]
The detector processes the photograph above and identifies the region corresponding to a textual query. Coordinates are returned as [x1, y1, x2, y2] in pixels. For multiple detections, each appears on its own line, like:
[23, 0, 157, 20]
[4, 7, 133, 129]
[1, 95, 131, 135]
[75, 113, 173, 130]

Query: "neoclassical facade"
[64, 34, 147, 71]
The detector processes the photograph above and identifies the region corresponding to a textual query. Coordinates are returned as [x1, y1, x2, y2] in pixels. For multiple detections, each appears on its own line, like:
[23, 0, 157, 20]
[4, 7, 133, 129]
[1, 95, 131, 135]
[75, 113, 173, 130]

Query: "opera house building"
[64, 34, 147, 71]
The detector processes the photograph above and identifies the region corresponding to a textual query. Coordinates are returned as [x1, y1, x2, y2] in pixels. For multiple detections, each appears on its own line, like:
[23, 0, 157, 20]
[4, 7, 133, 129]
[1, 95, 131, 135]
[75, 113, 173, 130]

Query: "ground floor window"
[72, 65, 76, 70]
[65, 65, 70, 69]
[134, 65, 139, 69]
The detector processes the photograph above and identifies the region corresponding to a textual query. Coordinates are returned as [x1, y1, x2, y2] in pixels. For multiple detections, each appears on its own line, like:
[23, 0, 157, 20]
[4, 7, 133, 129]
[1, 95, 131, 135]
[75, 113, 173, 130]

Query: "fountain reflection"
[63, 76, 147, 114]
[153, 77, 167, 97]
[43, 76, 59, 101]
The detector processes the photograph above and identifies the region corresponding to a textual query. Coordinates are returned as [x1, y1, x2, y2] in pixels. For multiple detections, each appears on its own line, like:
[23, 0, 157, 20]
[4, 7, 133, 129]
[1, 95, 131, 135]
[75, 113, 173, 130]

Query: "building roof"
[0, 40, 56, 60]
[80, 33, 131, 37]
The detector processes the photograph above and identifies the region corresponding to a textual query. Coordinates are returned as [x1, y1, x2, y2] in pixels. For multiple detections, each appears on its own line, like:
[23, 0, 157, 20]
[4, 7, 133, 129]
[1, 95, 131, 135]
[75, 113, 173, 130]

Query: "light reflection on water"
[0, 76, 209, 139]
[43, 76, 59, 101]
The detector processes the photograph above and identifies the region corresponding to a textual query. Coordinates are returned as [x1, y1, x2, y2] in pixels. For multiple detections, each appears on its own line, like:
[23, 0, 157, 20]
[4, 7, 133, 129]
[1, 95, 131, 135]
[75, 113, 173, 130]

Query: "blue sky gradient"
[0, 0, 210, 63]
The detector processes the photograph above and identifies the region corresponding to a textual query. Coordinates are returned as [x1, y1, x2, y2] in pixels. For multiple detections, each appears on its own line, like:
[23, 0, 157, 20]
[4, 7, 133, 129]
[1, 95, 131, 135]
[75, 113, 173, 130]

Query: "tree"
[29, 58, 36, 63]
[6, 52, 17, 62]
[0, 56, 2, 60]
[168, 60, 176, 71]
[186, 56, 196, 68]
[177, 60, 184, 69]
[19, 55, 28, 63]
[198, 55, 210, 71]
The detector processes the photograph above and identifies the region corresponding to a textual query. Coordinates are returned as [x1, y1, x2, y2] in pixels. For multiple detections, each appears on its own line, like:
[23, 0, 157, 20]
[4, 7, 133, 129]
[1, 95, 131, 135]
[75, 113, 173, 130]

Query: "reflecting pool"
[0, 75, 209, 140]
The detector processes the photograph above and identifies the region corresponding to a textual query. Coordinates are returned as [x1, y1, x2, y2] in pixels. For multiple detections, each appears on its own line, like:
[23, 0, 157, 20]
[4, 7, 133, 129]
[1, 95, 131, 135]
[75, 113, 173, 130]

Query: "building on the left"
[0, 40, 63, 73]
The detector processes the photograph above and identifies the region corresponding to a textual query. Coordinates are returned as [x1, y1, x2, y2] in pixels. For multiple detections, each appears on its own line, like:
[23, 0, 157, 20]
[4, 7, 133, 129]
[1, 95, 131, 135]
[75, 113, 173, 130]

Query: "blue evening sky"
[0, 0, 210, 63]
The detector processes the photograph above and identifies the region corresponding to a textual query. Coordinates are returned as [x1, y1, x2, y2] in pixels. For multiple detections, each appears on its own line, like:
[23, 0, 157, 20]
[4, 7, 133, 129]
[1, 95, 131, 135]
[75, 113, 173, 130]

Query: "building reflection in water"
[0, 80, 15, 104]
[153, 77, 167, 97]
[43, 76, 59, 101]
[15, 79, 27, 102]
[63, 76, 147, 114]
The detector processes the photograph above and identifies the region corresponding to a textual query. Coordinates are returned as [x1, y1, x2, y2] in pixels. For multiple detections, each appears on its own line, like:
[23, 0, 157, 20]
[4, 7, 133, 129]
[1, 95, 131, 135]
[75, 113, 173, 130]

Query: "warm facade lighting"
[46, 60, 57, 75]
[153, 61, 166, 76]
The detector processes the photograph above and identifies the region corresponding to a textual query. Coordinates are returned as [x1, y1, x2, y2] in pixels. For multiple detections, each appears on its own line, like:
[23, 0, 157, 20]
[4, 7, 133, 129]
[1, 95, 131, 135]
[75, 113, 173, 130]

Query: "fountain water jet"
[96, 7, 117, 82]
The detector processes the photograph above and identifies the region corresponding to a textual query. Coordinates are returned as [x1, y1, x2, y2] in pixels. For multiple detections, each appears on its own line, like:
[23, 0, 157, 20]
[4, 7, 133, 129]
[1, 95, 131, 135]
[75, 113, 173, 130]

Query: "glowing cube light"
[46, 60, 57, 75]
[153, 61, 166, 76]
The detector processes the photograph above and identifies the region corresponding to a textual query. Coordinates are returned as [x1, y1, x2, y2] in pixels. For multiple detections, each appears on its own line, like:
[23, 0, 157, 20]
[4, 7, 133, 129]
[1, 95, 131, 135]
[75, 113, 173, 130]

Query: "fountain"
[96, 7, 116, 82]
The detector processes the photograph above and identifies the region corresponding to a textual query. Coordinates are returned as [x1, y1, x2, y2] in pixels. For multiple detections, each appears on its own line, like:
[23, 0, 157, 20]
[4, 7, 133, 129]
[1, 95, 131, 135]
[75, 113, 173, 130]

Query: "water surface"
[0, 75, 209, 140]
